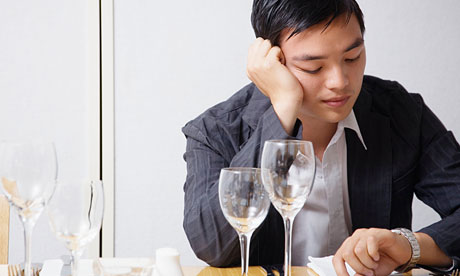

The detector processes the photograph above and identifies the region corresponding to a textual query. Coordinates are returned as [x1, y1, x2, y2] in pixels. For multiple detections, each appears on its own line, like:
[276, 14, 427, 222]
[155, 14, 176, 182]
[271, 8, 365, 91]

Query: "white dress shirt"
[292, 110, 367, 265]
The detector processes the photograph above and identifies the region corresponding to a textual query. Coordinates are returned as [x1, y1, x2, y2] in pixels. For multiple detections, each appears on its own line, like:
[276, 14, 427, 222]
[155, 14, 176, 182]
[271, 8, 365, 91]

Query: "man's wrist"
[271, 100, 300, 135]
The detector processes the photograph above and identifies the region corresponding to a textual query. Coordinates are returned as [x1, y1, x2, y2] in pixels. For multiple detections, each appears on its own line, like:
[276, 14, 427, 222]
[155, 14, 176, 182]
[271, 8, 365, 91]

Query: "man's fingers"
[332, 255, 351, 276]
[259, 38, 272, 56]
[342, 249, 375, 276]
[354, 239, 378, 270]
[265, 46, 283, 67]
[367, 236, 380, 262]
[251, 38, 272, 61]
[247, 37, 269, 64]
[247, 38, 273, 76]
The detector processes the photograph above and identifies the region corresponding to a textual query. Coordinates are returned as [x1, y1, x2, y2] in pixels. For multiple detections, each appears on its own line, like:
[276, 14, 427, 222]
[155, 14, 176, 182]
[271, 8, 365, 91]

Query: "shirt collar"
[339, 110, 368, 150]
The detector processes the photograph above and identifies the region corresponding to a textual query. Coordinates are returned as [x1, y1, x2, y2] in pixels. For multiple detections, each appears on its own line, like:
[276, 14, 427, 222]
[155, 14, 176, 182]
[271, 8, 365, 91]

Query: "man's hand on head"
[246, 37, 303, 135]
[332, 228, 412, 276]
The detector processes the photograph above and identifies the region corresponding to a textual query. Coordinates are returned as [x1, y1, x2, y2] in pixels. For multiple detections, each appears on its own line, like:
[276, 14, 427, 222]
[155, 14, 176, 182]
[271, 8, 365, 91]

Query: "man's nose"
[325, 65, 349, 91]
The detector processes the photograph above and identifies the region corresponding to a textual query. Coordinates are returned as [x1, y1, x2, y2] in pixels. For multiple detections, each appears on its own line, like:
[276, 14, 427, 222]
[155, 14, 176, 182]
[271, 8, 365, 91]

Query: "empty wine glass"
[47, 180, 104, 276]
[219, 168, 270, 276]
[261, 140, 315, 276]
[0, 141, 57, 276]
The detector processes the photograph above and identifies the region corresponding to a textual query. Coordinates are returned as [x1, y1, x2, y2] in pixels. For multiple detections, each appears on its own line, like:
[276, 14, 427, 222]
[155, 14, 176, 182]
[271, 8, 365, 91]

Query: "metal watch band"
[391, 228, 421, 273]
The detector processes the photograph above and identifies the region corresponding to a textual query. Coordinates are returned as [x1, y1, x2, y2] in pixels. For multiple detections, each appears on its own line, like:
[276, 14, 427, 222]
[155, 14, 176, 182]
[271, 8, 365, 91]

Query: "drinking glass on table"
[0, 141, 57, 276]
[219, 168, 270, 276]
[261, 140, 315, 276]
[47, 180, 104, 276]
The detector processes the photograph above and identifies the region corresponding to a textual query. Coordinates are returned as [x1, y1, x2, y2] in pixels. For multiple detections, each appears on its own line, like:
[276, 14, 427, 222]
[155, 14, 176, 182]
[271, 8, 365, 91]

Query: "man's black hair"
[251, 0, 365, 45]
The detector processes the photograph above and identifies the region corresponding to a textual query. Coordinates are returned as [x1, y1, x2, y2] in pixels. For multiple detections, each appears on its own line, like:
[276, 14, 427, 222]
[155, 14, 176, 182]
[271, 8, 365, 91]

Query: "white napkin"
[41, 259, 95, 276]
[307, 256, 355, 276]
[40, 259, 64, 276]
[307, 256, 403, 276]
[78, 259, 95, 276]
[94, 258, 155, 276]
[0, 265, 8, 276]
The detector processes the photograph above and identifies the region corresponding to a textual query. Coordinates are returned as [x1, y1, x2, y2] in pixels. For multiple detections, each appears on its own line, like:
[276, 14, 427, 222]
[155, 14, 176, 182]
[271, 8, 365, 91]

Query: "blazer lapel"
[346, 89, 392, 231]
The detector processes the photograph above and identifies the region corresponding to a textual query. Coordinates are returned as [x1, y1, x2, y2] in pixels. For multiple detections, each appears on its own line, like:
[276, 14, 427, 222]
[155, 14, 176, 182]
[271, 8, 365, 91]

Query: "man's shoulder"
[182, 83, 263, 138]
[361, 75, 424, 116]
[200, 83, 258, 119]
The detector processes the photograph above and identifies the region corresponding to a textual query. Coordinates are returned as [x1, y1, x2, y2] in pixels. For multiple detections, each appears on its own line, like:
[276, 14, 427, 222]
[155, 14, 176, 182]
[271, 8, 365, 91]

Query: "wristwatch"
[391, 228, 420, 272]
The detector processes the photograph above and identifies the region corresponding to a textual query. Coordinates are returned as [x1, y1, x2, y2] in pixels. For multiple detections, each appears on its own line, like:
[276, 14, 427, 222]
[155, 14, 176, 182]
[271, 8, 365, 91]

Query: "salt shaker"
[153, 248, 184, 276]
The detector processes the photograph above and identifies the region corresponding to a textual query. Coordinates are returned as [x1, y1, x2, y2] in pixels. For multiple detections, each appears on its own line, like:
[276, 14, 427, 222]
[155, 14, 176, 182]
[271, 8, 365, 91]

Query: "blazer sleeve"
[412, 96, 460, 258]
[182, 106, 301, 267]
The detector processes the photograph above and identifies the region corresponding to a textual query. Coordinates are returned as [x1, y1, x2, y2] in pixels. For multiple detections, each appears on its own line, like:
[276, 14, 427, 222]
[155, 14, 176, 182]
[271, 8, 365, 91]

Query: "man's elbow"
[183, 220, 239, 267]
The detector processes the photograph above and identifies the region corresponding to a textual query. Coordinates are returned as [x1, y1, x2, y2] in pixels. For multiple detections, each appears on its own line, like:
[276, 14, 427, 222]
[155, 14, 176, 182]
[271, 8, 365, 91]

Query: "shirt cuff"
[416, 257, 458, 274]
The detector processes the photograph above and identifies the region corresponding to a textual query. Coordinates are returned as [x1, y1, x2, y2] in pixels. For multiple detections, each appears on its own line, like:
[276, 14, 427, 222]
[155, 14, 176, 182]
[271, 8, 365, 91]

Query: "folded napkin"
[307, 256, 355, 276]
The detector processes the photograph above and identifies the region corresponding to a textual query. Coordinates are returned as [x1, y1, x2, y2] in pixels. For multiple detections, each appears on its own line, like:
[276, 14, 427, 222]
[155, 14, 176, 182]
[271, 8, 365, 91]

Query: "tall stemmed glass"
[47, 180, 104, 276]
[0, 141, 57, 276]
[219, 168, 270, 276]
[261, 140, 315, 276]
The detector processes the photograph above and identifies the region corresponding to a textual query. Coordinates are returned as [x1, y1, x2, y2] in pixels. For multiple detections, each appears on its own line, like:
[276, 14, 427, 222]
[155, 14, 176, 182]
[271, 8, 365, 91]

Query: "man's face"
[279, 13, 366, 124]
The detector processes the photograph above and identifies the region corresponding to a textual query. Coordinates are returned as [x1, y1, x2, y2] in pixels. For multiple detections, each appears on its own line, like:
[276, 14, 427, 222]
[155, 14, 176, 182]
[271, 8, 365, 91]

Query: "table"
[182, 266, 432, 275]
[182, 266, 306, 275]
[0, 264, 433, 275]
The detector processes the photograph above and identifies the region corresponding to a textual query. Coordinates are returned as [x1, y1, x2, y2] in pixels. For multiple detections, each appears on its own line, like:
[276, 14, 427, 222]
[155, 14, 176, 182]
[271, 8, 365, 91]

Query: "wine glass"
[219, 168, 270, 276]
[47, 180, 104, 276]
[0, 141, 57, 276]
[261, 140, 315, 276]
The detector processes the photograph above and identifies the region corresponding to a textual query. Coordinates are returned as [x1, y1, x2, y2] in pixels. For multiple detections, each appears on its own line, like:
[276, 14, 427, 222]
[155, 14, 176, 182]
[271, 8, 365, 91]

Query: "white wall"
[0, 0, 98, 263]
[113, 0, 253, 265]
[112, 1, 460, 265]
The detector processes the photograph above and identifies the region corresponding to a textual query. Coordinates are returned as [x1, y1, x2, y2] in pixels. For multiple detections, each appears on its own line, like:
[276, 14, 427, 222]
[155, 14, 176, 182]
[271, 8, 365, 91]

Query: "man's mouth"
[322, 96, 350, 107]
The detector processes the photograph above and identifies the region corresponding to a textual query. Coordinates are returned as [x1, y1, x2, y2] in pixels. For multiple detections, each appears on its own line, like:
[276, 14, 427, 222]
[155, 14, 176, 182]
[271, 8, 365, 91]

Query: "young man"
[182, 0, 460, 275]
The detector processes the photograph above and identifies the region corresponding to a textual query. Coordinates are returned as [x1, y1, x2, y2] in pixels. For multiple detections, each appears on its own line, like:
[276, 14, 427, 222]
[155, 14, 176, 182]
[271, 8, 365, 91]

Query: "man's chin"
[324, 110, 353, 123]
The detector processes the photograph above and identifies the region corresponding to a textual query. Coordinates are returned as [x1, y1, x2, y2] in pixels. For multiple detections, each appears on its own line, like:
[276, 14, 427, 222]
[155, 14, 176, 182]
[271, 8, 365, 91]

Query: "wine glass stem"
[283, 216, 294, 276]
[71, 249, 83, 276]
[22, 218, 36, 276]
[238, 231, 253, 276]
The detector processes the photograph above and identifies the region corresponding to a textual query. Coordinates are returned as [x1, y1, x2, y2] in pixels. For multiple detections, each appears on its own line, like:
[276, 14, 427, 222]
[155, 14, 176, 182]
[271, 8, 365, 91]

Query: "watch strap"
[391, 228, 420, 272]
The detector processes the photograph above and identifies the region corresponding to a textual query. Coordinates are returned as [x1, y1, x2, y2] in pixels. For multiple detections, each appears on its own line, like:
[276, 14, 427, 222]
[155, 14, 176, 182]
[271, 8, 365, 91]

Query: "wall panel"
[0, 0, 99, 263]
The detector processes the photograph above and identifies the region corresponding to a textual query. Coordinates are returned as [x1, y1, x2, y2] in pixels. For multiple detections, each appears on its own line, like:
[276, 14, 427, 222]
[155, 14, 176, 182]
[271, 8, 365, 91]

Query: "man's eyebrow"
[293, 37, 364, 61]
[293, 53, 326, 61]
[344, 38, 364, 52]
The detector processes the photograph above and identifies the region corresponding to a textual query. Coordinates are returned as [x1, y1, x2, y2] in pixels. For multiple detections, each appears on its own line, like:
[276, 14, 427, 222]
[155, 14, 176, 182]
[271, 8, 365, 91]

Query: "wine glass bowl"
[0, 141, 57, 276]
[261, 140, 315, 276]
[219, 168, 270, 276]
[48, 179, 104, 275]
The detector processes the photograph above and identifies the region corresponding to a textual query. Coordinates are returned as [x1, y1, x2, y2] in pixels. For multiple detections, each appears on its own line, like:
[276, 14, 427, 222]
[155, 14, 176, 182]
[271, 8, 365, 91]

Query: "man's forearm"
[415, 232, 452, 267]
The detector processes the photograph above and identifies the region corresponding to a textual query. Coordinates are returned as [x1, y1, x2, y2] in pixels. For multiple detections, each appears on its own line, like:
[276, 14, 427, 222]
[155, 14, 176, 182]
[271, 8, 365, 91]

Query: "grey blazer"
[182, 75, 460, 267]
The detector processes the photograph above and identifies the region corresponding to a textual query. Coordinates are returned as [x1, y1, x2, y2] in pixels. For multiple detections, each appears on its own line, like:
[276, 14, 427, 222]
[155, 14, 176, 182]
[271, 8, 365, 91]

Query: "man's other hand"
[332, 228, 412, 276]
[247, 37, 303, 135]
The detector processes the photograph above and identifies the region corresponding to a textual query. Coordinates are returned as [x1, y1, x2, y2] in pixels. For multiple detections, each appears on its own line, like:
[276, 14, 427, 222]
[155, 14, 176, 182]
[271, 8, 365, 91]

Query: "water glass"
[0, 141, 57, 276]
[48, 179, 104, 275]
[219, 168, 270, 276]
[261, 140, 315, 276]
